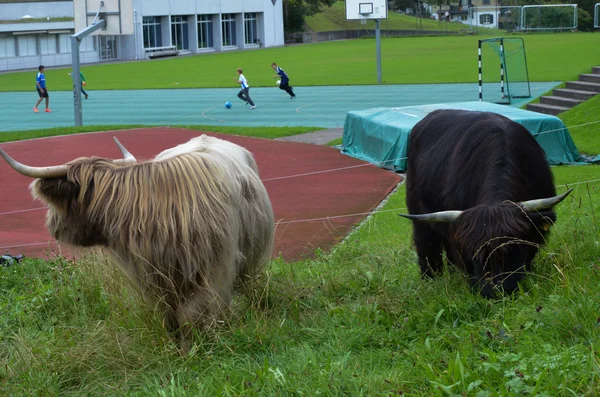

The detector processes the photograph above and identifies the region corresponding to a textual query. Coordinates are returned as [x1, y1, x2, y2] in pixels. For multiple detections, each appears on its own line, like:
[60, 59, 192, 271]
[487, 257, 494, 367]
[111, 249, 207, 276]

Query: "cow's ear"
[30, 177, 79, 209]
[526, 210, 557, 232]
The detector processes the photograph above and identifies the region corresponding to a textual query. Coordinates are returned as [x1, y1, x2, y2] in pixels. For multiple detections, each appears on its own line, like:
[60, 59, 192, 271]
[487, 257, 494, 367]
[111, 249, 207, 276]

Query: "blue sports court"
[0, 82, 561, 132]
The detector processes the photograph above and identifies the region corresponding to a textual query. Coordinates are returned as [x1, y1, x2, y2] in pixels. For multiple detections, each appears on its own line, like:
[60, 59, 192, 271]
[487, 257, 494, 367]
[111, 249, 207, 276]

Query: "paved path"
[277, 128, 343, 145]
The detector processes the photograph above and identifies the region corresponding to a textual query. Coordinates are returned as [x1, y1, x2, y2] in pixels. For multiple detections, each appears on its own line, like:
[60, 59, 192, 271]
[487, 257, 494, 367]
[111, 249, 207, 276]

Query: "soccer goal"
[595, 3, 599, 28]
[520, 4, 578, 31]
[478, 37, 531, 104]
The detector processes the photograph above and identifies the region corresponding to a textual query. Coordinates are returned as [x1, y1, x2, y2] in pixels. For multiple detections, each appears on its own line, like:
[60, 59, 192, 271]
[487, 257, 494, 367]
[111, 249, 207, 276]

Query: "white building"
[0, 0, 285, 72]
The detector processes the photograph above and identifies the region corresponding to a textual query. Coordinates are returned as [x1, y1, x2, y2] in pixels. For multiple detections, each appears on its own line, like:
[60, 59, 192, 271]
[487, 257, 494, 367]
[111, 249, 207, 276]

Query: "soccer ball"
[225, 101, 232, 109]
[276, 80, 281, 86]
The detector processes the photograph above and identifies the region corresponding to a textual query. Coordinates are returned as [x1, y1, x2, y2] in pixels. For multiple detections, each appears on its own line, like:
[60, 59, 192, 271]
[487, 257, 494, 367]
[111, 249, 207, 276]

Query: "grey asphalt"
[276, 127, 343, 145]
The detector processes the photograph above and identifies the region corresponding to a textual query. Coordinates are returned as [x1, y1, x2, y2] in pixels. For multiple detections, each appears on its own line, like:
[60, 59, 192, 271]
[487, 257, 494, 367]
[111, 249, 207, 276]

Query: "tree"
[283, 0, 337, 32]
[392, 0, 413, 12]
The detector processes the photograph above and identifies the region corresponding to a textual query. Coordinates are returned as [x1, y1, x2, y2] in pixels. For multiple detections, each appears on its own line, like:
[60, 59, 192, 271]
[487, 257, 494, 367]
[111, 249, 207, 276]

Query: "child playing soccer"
[233, 68, 256, 109]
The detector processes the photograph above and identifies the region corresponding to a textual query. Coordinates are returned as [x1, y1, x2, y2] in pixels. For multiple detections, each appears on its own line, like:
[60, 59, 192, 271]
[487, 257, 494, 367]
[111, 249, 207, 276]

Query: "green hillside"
[304, 1, 499, 33]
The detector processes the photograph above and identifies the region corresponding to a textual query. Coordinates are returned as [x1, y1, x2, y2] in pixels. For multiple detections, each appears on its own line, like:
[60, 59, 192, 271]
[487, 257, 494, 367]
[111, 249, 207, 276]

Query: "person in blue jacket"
[271, 62, 296, 99]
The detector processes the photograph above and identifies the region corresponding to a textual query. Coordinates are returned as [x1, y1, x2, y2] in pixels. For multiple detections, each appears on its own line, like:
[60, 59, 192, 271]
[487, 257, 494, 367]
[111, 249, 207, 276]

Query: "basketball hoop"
[358, 2, 373, 24]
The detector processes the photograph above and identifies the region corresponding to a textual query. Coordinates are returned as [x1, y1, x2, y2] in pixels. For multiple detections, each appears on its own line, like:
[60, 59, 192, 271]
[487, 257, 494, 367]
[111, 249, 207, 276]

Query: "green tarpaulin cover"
[342, 101, 599, 172]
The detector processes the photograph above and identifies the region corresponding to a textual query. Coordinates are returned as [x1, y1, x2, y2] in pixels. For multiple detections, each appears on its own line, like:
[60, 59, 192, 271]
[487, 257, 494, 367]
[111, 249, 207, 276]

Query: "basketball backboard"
[345, 0, 388, 20]
[73, 0, 133, 35]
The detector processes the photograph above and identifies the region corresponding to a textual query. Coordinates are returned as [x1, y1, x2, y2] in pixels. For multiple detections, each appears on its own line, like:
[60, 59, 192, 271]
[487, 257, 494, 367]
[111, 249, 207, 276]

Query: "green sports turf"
[0, 34, 597, 91]
[0, 82, 560, 132]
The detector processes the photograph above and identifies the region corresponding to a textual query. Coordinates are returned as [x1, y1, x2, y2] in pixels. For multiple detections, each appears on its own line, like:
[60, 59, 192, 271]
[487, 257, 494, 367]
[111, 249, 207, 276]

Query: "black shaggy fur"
[405, 109, 559, 298]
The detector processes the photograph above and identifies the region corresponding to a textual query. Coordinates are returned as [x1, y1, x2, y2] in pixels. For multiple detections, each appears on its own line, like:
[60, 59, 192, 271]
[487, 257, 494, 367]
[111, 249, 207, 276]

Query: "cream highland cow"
[0, 135, 275, 350]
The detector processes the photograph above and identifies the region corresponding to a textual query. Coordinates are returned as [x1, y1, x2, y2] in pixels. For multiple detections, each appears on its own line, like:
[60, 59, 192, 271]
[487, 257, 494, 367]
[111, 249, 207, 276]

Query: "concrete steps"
[552, 88, 598, 101]
[540, 95, 583, 107]
[526, 66, 599, 116]
[566, 81, 600, 93]
[579, 73, 600, 83]
[527, 103, 570, 116]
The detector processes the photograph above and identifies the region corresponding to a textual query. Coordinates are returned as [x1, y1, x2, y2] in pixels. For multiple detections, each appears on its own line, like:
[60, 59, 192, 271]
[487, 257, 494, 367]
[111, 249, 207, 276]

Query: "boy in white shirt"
[233, 68, 256, 109]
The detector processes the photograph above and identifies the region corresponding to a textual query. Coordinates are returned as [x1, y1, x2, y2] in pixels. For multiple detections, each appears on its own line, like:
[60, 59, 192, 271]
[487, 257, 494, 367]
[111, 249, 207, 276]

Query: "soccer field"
[0, 33, 597, 91]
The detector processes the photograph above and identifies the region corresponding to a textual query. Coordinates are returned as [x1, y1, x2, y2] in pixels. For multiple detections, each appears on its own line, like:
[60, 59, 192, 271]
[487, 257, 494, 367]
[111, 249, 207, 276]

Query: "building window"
[79, 36, 95, 52]
[0, 36, 17, 58]
[482, 0, 490, 5]
[40, 35, 58, 55]
[197, 15, 213, 49]
[57, 33, 71, 53]
[143, 16, 162, 48]
[171, 15, 189, 50]
[222, 13, 236, 47]
[244, 13, 258, 45]
[480, 14, 494, 24]
[17, 35, 38, 56]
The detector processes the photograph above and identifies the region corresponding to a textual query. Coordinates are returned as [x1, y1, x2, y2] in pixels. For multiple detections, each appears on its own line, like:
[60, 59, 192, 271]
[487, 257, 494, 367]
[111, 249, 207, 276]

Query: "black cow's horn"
[398, 210, 463, 223]
[0, 137, 137, 179]
[517, 188, 573, 212]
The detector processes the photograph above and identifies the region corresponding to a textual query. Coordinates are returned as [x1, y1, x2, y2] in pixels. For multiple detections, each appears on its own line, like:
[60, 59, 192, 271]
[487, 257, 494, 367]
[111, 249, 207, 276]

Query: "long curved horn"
[0, 147, 69, 178]
[112, 137, 137, 163]
[398, 210, 463, 223]
[0, 137, 137, 179]
[517, 188, 573, 212]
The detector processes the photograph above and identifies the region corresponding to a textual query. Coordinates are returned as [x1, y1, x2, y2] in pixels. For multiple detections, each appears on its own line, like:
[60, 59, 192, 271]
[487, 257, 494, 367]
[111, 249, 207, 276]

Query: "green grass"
[1, 29, 600, 395]
[0, 125, 323, 144]
[0, 16, 73, 23]
[1, 162, 599, 396]
[558, 94, 600, 156]
[305, 1, 484, 33]
[326, 137, 343, 146]
[0, 33, 598, 90]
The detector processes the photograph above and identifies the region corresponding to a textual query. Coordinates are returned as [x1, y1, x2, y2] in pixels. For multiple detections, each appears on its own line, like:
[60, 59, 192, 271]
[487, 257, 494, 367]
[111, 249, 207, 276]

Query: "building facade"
[0, 0, 284, 72]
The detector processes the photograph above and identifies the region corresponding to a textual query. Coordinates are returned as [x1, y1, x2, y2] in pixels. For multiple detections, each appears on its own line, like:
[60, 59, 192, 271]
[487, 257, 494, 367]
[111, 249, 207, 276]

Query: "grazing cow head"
[0, 138, 136, 247]
[400, 189, 571, 297]
[399, 109, 573, 299]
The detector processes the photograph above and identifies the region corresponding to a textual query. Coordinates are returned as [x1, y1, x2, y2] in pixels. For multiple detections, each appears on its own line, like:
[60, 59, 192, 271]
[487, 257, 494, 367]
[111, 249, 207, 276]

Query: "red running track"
[0, 127, 402, 262]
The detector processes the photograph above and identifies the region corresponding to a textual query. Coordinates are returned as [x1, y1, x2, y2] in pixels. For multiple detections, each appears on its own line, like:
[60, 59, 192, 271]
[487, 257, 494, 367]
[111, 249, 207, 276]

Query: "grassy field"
[0, 125, 323, 144]
[1, 153, 599, 396]
[558, 94, 600, 156]
[1, 29, 600, 395]
[0, 33, 598, 90]
[0, 97, 599, 395]
[304, 1, 486, 33]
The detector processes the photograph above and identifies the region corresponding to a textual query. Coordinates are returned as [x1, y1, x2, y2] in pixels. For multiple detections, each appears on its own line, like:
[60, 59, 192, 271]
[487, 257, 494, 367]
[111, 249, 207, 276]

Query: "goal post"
[478, 37, 531, 104]
[595, 3, 599, 28]
[520, 4, 578, 31]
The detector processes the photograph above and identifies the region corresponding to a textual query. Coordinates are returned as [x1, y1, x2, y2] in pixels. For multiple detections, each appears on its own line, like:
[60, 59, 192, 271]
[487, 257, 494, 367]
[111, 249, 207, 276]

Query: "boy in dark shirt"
[271, 62, 296, 99]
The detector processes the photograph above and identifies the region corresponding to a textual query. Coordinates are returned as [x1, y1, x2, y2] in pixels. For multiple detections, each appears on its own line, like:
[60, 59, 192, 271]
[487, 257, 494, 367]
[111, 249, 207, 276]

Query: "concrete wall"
[130, 0, 284, 59]
[0, 0, 284, 71]
[300, 29, 458, 44]
[0, 21, 74, 33]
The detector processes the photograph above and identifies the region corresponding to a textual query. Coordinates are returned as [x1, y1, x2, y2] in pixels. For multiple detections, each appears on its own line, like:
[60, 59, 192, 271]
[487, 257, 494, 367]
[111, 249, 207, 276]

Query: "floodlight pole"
[376, 19, 382, 84]
[71, 1, 106, 126]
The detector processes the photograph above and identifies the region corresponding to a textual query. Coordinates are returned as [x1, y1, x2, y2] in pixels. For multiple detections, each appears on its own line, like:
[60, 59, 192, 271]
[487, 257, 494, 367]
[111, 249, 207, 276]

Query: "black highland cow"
[400, 109, 572, 298]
